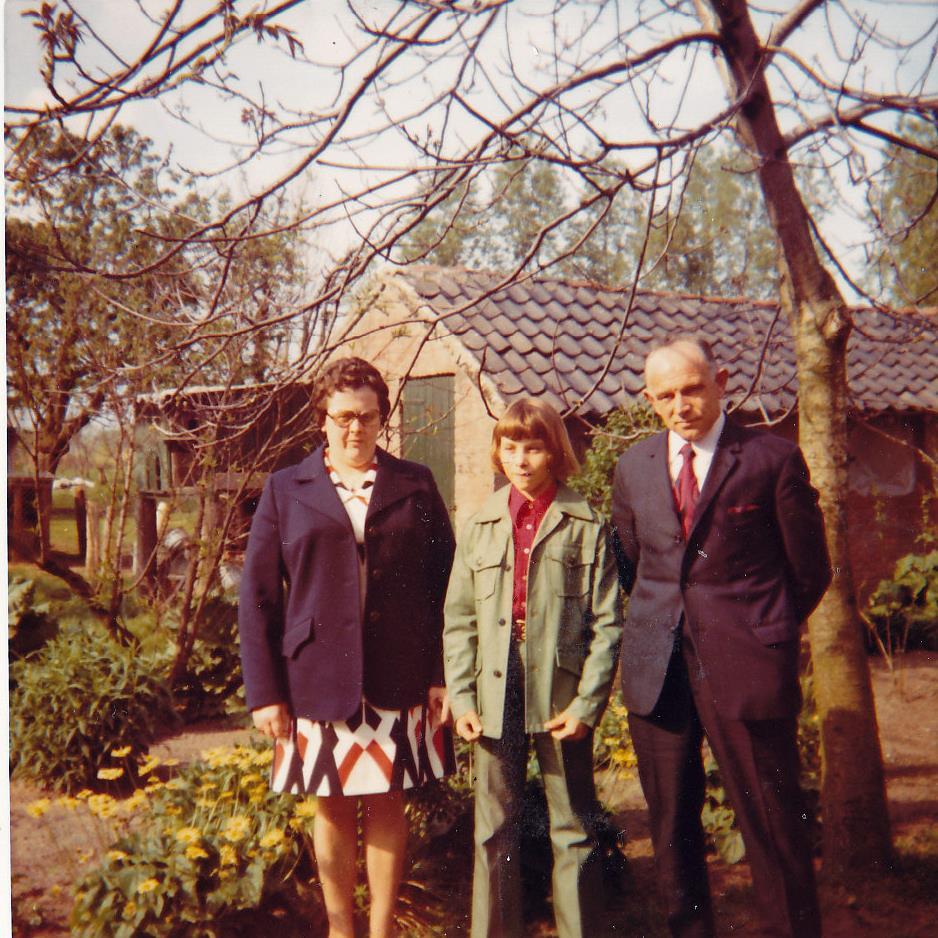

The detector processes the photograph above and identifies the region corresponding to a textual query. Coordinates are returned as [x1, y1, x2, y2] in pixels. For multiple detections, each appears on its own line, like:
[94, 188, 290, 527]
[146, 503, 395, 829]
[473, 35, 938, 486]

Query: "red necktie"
[675, 443, 699, 540]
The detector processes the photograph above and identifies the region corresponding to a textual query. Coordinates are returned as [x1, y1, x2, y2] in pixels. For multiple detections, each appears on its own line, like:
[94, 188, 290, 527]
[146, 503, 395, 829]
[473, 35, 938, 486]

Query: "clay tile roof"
[395, 265, 938, 418]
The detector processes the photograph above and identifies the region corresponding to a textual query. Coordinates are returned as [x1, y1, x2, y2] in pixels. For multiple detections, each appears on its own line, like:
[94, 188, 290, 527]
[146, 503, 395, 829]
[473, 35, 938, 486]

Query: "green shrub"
[10, 627, 176, 792]
[70, 744, 324, 938]
[69, 743, 474, 938]
[170, 594, 246, 722]
[865, 551, 938, 654]
[8, 576, 59, 661]
[569, 403, 660, 517]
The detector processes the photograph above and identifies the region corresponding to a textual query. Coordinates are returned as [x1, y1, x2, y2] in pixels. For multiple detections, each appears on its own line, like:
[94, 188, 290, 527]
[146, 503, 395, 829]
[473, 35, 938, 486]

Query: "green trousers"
[470, 645, 603, 937]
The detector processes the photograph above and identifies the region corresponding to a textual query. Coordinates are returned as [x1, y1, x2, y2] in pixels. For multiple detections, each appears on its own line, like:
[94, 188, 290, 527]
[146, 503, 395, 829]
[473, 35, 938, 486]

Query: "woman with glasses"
[239, 357, 456, 938]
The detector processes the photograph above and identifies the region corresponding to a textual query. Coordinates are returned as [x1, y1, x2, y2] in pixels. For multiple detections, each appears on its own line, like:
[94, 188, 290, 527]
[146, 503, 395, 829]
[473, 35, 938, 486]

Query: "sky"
[4, 0, 937, 298]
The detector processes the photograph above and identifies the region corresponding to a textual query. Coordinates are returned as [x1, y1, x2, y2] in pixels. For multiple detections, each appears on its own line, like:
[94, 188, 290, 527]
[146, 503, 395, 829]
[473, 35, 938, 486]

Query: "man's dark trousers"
[628, 626, 820, 938]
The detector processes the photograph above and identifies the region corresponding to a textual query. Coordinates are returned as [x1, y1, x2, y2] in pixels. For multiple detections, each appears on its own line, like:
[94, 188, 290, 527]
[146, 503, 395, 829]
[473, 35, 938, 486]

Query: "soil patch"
[10, 653, 938, 936]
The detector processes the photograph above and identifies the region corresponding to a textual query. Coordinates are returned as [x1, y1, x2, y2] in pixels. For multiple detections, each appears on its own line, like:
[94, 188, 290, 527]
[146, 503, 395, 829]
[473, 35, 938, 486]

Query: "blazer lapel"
[289, 447, 350, 528]
[365, 448, 421, 522]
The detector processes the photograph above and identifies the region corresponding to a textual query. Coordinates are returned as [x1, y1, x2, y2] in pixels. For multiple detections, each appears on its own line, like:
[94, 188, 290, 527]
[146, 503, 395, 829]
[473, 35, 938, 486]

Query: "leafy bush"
[865, 551, 938, 654]
[68, 743, 474, 937]
[8, 576, 59, 661]
[70, 744, 324, 938]
[170, 594, 246, 722]
[10, 627, 176, 792]
[569, 403, 660, 517]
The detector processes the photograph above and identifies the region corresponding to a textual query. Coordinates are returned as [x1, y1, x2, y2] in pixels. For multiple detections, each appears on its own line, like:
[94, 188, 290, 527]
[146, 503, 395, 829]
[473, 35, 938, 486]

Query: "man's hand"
[544, 710, 589, 741]
[252, 702, 291, 739]
[455, 710, 483, 742]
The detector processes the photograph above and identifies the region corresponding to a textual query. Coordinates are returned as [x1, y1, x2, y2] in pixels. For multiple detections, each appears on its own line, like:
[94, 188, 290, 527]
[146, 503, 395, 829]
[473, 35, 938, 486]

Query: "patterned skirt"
[270, 699, 456, 796]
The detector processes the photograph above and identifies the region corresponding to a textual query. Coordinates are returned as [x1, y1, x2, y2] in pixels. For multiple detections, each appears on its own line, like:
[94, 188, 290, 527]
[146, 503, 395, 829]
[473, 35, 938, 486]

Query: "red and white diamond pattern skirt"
[270, 700, 456, 796]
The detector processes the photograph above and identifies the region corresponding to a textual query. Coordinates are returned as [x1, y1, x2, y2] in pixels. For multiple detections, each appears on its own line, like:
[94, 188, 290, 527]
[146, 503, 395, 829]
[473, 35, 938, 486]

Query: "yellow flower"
[162, 758, 180, 767]
[259, 828, 285, 849]
[97, 767, 125, 781]
[107, 850, 129, 863]
[222, 815, 252, 843]
[175, 827, 202, 845]
[88, 794, 118, 818]
[111, 745, 133, 758]
[294, 799, 317, 818]
[139, 756, 161, 776]
[166, 778, 186, 790]
[165, 805, 183, 816]
[123, 901, 138, 919]
[240, 772, 263, 787]
[137, 878, 160, 894]
[55, 796, 80, 811]
[219, 844, 238, 866]
[26, 798, 52, 818]
[126, 790, 149, 811]
[197, 782, 217, 793]
[76, 789, 94, 800]
[217, 791, 235, 801]
[185, 845, 209, 861]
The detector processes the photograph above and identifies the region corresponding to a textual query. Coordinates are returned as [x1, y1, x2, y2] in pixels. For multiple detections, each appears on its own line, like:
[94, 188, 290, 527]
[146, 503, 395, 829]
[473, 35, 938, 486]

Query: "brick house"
[344, 264, 937, 600]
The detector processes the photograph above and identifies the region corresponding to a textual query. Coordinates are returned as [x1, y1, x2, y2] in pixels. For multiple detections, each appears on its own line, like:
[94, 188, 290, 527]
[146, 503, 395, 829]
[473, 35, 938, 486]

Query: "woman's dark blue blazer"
[238, 445, 456, 722]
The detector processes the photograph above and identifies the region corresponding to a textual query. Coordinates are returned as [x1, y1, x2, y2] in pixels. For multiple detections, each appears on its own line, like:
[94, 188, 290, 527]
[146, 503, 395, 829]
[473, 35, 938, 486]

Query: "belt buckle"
[514, 618, 526, 642]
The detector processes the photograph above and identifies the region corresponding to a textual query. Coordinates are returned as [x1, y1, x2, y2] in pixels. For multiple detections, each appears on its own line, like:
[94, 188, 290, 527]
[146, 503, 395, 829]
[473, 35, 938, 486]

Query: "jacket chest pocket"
[546, 546, 592, 597]
[471, 556, 504, 601]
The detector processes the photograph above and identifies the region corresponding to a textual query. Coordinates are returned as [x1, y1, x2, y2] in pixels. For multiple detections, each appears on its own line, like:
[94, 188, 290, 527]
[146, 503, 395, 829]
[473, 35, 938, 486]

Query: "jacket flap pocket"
[283, 616, 314, 658]
[753, 621, 798, 646]
[546, 546, 591, 596]
[556, 647, 584, 675]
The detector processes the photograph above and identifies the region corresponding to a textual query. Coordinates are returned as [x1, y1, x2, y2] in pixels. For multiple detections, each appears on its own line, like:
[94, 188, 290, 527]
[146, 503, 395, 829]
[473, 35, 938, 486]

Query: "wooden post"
[134, 494, 158, 584]
[74, 487, 88, 561]
[85, 502, 101, 580]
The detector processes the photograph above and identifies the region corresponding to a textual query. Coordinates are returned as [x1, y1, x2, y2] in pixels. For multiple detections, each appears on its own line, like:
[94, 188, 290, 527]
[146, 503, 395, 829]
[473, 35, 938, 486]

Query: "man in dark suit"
[612, 335, 831, 938]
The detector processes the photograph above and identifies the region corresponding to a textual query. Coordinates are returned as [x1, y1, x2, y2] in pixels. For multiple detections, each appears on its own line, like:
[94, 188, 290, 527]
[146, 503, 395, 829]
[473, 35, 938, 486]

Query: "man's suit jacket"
[612, 419, 831, 721]
[238, 445, 455, 722]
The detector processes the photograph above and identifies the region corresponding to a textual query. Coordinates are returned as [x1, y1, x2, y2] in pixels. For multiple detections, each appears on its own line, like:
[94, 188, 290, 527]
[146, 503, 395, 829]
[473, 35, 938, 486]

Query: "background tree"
[868, 117, 938, 307]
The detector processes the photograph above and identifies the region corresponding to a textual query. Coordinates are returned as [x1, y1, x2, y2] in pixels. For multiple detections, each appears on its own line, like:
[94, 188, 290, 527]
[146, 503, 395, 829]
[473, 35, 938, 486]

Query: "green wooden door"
[402, 375, 456, 515]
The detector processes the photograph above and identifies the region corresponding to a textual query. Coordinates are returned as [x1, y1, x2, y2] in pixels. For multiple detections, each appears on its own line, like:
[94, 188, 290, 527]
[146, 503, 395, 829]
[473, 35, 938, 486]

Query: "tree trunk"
[698, 0, 891, 874]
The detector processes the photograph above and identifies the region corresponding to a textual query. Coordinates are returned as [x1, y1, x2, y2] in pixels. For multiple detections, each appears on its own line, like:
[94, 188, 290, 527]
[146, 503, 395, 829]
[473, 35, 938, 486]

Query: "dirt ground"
[9, 651, 938, 936]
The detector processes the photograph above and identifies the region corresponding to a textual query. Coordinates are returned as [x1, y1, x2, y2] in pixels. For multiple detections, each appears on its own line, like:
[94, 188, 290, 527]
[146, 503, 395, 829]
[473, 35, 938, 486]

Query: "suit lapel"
[647, 432, 684, 538]
[689, 420, 741, 538]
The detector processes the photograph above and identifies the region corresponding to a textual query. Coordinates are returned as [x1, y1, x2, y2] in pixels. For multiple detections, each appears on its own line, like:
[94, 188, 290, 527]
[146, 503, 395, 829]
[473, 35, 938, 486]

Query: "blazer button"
[493, 670, 503, 678]
[371, 568, 382, 580]
[498, 617, 507, 626]
[368, 610, 380, 623]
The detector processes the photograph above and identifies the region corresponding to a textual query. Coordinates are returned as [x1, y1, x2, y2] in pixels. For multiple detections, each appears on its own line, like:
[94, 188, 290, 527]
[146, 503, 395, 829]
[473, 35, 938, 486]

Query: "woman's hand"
[252, 702, 291, 739]
[455, 710, 483, 742]
[428, 686, 450, 725]
[543, 710, 589, 741]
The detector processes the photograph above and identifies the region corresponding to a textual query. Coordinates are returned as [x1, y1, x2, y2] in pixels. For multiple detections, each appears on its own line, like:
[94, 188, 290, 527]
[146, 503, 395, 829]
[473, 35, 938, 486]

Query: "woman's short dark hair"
[312, 357, 391, 426]
[491, 397, 580, 482]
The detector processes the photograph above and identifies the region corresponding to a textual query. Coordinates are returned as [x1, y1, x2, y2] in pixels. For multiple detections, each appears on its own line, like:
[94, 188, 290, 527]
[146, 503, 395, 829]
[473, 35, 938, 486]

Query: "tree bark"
[698, 0, 891, 875]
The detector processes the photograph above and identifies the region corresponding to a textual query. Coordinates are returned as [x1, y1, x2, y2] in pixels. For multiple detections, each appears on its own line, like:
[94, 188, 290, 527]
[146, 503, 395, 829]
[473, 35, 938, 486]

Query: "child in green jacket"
[443, 398, 622, 938]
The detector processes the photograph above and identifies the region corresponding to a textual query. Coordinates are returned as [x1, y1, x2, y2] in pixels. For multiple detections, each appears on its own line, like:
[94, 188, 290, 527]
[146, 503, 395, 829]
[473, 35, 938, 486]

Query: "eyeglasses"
[327, 410, 383, 429]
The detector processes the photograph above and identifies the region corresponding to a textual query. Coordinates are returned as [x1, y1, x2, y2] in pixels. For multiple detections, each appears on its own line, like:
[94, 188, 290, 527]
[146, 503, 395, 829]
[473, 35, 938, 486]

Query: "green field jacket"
[443, 483, 623, 739]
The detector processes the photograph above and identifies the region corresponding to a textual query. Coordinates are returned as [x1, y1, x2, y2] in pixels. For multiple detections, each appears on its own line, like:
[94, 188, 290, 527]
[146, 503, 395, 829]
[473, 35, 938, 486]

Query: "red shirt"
[508, 482, 558, 633]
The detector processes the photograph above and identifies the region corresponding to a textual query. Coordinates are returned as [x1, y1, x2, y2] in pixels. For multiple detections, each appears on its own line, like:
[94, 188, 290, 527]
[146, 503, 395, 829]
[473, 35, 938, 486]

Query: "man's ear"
[641, 388, 654, 405]
[715, 368, 729, 395]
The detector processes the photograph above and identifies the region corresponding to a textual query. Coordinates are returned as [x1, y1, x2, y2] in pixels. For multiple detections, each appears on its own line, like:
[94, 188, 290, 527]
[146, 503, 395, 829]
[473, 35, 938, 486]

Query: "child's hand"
[455, 711, 483, 742]
[544, 710, 589, 741]
[429, 686, 450, 725]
